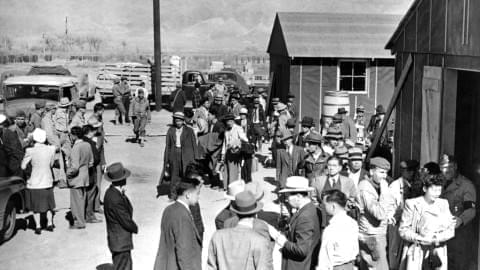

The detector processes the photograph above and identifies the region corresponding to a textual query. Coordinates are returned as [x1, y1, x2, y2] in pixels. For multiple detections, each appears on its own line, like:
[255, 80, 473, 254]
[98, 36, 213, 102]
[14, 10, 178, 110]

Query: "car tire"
[0, 200, 16, 243]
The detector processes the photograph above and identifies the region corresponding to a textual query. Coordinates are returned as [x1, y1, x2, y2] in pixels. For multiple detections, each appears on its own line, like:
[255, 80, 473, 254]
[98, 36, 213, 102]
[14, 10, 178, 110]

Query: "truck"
[181, 70, 212, 100]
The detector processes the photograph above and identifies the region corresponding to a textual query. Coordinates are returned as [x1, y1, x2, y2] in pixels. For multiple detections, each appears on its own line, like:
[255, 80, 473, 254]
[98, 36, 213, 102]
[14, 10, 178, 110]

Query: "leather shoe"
[34, 228, 42, 235]
[45, 225, 55, 232]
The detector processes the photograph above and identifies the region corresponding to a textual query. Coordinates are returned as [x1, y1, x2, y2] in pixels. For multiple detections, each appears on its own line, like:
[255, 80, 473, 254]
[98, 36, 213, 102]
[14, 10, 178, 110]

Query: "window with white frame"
[338, 60, 368, 92]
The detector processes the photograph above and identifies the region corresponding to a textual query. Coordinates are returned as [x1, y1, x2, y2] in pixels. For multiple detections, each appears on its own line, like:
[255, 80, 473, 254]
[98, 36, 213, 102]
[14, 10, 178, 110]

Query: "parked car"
[0, 176, 26, 243]
[181, 70, 212, 100]
[1, 75, 80, 116]
[208, 70, 249, 95]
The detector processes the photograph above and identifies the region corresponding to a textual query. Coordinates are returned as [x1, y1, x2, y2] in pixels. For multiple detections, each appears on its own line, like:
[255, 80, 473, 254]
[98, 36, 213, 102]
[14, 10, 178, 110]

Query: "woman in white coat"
[21, 128, 56, 234]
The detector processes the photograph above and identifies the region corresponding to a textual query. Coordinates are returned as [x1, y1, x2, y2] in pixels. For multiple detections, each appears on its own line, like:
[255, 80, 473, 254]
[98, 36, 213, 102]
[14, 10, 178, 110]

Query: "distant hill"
[0, 0, 412, 53]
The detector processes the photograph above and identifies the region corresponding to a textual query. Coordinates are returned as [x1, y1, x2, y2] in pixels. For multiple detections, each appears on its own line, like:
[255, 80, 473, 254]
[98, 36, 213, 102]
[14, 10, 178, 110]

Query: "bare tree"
[86, 36, 103, 52]
[43, 34, 58, 52]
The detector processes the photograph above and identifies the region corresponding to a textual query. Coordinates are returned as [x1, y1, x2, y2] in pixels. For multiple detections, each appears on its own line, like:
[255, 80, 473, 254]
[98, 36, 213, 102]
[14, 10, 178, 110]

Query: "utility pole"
[153, 0, 162, 111]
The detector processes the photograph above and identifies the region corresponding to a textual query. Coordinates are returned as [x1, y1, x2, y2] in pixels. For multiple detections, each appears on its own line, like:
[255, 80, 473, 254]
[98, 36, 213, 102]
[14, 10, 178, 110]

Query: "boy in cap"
[129, 88, 151, 147]
[357, 157, 393, 270]
[103, 162, 138, 270]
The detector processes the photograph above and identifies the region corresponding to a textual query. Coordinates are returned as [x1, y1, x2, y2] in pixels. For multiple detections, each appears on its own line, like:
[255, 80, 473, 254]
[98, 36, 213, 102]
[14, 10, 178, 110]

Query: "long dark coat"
[154, 201, 202, 270]
[281, 202, 321, 270]
[164, 125, 199, 176]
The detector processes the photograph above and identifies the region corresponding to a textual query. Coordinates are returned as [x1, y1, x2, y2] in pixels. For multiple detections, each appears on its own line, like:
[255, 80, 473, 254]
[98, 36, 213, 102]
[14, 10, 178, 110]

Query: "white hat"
[279, 176, 314, 193]
[0, 114, 6, 125]
[224, 180, 246, 200]
[32, 128, 47, 143]
[239, 107, 248, 115]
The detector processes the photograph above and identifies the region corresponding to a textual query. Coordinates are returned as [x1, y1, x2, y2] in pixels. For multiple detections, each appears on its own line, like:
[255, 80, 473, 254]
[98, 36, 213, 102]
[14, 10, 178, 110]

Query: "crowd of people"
[0, 98, 107, 232]
[153, 80, 476, 270]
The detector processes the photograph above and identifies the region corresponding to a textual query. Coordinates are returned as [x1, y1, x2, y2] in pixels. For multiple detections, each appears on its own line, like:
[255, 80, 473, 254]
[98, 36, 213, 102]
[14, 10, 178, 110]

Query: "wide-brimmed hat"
[306, 132, 323, 144]
[276, 103, 287, 111]
[245, 181, 264, 201]
[286, 118, 296, 128]
[337, 107, 348, 114]
[280, 129, 293, 141]
[35, 100, 46, 110]
[58, 97, 71, 108]
[222, 113, 235, 122]
[104, 162, 131, 182]
[32, 128, 47, 143]
[375, 105, 386, 115]
[172, 112, 185, 120]
[287, 93, 295, 98]
[87, 116, 103, 128]
[356, 105, 365, 113]
[279, 176, 314, 193]
[239, 107, 248, 115]
[348, 147, 364, 161]
[225, 180, 246, 200]
[301, 116, 314, 127]
[334, 145, 349, 158]
[0, 114, 6, 125]
[230, 191, 264, 215]
[325, 127, 343, 140]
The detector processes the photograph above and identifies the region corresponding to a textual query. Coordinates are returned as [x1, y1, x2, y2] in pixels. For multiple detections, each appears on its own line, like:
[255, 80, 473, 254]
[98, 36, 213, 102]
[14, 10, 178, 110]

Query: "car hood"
[3, 98, 58, 116]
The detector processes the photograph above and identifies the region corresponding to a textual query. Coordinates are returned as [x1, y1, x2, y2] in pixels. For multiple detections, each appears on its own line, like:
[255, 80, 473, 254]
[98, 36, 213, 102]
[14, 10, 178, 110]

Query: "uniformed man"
[440, 154, 477, 270]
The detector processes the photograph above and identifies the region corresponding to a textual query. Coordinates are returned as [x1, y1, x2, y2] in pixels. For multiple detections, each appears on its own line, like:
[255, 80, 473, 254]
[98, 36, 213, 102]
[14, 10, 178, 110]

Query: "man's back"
[207, 226, 273, 270]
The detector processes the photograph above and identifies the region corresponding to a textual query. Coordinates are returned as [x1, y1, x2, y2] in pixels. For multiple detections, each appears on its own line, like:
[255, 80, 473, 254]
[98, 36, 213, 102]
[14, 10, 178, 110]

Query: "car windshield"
[213, 73, 237, 82]
[4, 85, 60, 101]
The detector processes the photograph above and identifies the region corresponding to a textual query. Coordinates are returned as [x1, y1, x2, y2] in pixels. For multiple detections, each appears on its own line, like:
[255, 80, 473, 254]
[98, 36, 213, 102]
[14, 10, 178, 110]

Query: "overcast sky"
[0, 0, 413, 53]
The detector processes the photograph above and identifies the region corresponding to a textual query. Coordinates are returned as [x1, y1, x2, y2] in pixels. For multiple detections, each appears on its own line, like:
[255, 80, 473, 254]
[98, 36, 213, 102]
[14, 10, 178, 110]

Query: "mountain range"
[0, 0, 413, 53]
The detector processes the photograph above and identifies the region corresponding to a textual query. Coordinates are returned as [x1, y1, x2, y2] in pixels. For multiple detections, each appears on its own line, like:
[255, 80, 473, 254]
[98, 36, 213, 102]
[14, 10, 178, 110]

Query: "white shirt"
[317, 211, 359, 270]
[349, 169, 362, 188]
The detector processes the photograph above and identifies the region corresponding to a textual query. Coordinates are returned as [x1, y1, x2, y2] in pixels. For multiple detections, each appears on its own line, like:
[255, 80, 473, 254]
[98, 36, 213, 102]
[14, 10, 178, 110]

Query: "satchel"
[426, 248, 442, 268]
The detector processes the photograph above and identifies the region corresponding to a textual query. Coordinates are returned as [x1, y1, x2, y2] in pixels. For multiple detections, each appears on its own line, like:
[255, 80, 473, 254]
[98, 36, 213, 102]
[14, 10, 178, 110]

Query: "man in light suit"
[67, 126, 93, 229]
[154, 176, 203, 270]
[312, 156, 358, 227]
[276, 130, 306, 188]
[103, 163, 138, 270]
[207, 191, 273, 270]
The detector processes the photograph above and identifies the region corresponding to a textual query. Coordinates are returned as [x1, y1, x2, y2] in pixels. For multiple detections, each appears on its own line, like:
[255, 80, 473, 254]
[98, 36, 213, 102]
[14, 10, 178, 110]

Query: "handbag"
[426, 248, 442, 268]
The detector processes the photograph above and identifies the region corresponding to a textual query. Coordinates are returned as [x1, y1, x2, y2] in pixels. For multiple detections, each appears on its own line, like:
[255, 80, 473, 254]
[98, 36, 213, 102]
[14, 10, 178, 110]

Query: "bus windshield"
[4, 85, 60, 101]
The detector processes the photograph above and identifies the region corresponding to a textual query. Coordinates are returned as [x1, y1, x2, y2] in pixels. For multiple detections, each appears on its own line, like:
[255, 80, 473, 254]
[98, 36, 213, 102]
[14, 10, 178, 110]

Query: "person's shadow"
[96, 263, 114, 270]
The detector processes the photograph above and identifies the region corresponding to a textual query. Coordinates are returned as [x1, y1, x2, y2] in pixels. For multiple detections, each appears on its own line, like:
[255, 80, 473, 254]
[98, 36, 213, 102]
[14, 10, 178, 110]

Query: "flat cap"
[370, 157, 391, 171]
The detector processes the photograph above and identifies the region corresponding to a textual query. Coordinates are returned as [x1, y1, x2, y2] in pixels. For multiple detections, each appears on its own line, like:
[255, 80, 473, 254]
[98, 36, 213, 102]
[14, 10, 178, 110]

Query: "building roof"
[267, 12, 402, 58]
[385, 0, 419, 50]
[3, 75, 78, 87]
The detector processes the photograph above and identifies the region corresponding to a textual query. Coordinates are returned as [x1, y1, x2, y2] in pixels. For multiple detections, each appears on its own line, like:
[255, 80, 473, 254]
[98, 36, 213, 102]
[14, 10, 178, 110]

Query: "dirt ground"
[0, 108, 282, 270]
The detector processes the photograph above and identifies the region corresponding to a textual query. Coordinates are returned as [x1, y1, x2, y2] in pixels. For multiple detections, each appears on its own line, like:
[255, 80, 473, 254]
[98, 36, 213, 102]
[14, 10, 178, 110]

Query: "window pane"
[353, 77, 366, 91]
[340, 62, 353, 76]
[340, 77, 353, 91]
[353, 62, 366, 76]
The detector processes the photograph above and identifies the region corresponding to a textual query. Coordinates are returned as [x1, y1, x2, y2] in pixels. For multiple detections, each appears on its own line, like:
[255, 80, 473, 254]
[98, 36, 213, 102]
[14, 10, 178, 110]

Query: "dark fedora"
[104, 162, 131, 182]
[230, 191, 263, 215]
[301, 116, 314, 127]
[337, 107, 348, 114]
[222, 113, 235, 122]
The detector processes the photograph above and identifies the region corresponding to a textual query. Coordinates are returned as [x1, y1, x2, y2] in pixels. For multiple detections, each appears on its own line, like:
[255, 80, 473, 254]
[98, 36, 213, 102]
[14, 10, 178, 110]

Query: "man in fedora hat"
[207, 191, 273, 270]
[82, 123, 103, 223]
[164, 112, 199, 199]
[67, 126, 94, 229]
[0, 114, 24, 177]
[267, 176, 321, 270]
[250, 96, 266, 150]
[30, 100, 46, 129]
[303, 133, 328, 181]
[340, 147, 368, 188]
[154, 176, 203, 270]
[367, 105, 385, 134]
[337, 108, 356, 142]
[276, 130, 305, 188]
[286, 93, 297, 119]
[296, 116, 315, 147]
[103, 162, 138, 270]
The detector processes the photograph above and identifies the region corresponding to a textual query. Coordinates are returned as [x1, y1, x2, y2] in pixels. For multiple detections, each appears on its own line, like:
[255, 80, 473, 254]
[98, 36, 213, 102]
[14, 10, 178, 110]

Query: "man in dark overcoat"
[103, 162, 138, 270]
[154, 177, 203, 270]
[164, 112, 199, 199]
